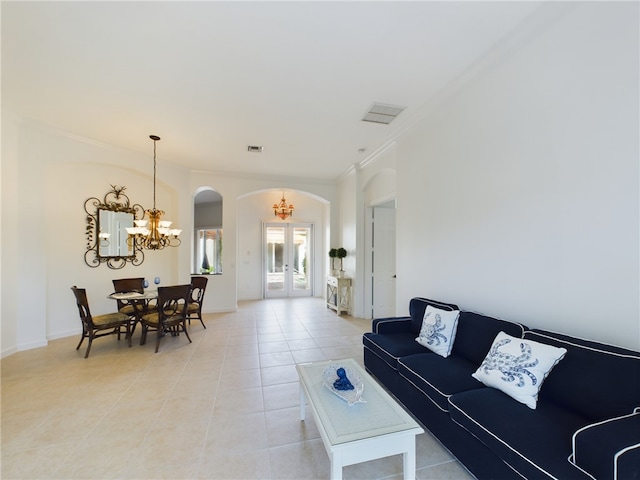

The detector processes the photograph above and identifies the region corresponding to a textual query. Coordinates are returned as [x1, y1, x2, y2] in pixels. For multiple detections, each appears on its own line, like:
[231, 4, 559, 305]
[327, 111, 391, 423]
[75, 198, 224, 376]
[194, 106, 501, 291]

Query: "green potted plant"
[329, 248, 338, 275]
[336, 248, 347, 276]
[201, 253, 211, 274]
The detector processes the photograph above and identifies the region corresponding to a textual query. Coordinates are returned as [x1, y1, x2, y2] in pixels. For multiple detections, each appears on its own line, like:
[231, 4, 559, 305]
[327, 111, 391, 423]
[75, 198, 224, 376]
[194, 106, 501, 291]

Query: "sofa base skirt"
[367, 365, 520, 480]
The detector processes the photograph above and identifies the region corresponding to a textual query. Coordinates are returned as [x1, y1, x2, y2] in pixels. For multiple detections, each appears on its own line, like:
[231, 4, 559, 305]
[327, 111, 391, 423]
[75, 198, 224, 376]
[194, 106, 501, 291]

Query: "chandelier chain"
[152, 137, 157, 210]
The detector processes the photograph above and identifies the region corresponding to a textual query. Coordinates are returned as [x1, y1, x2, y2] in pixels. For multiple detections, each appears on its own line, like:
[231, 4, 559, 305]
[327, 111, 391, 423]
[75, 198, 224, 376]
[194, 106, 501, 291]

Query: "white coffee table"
[296, 358, 424, 480]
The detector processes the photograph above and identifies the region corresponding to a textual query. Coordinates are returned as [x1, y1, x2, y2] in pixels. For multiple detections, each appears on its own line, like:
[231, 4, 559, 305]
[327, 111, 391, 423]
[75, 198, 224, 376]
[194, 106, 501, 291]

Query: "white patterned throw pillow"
[415, 305, 460, 358]
[472, 331, 567, 409]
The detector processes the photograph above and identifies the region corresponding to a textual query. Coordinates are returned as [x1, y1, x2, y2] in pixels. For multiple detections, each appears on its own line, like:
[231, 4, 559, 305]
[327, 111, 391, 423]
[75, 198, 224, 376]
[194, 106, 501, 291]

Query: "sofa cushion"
[363, 332, 431, 371]
[449, 388, 591, 479]
[525, 330, 640, 421]
[451, 311, 526, 366]
[398, 353, 484, 412]
[570, 411, 640, 480]
[416, 306, 460, 358]
[409, 297, 459, 335]
[472, 331, 567, 409]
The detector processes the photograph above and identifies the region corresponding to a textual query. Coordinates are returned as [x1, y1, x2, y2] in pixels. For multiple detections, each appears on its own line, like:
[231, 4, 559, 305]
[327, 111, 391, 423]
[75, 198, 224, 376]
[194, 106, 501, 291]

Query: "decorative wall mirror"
[84, 185, 145, 269]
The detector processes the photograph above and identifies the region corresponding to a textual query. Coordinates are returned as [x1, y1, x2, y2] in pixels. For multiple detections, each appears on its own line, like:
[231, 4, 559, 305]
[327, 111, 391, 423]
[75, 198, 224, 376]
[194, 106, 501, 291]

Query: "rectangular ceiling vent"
[247, 145, 264, 153]
[362, 103, 406, 125]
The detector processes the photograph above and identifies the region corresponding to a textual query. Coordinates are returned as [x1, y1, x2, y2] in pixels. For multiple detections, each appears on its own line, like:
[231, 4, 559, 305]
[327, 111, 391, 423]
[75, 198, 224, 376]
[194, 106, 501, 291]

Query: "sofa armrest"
[372, 316, 412, 334]
[570, 411, 640, 480]
[615, 444, 640, 480]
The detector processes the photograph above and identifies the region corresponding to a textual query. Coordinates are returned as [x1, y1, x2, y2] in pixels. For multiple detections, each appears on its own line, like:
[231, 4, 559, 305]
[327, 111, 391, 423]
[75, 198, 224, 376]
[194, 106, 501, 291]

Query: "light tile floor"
[1, 298, 474, 480]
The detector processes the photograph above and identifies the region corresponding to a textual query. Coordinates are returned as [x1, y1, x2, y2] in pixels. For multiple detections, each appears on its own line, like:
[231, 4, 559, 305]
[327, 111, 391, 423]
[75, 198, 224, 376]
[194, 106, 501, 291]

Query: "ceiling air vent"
[362, 103, 406, 125]
[247, 145, 264, 153]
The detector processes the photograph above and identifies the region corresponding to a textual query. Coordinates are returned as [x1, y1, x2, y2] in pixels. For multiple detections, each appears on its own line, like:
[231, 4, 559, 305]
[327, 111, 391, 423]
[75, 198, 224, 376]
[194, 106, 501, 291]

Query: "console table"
[326, 276, 351, 315]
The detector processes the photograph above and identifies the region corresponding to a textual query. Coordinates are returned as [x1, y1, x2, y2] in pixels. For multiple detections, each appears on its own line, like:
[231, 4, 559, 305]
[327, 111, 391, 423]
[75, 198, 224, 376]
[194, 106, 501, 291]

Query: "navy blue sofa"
[363, 297, 640, 479]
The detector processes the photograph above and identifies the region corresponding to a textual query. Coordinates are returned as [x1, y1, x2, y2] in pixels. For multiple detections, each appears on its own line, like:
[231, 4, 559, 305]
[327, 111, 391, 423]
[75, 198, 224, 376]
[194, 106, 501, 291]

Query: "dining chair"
[187, 276, 208, 329]
[111, 277, 145, 316]
[71, 286, 131, 358]
[139, 284, 192, 353]
[112, 277, 157, 336]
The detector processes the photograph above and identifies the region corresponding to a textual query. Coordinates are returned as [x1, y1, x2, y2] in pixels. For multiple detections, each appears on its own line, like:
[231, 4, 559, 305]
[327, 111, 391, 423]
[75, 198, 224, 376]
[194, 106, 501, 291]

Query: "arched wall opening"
[236, 188, 330, 300]
[193, 187, 223, 275]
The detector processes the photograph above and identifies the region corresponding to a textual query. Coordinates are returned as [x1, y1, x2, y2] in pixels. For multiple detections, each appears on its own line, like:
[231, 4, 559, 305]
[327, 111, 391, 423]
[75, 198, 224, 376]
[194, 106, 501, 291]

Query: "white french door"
[264, 223, 313, 298]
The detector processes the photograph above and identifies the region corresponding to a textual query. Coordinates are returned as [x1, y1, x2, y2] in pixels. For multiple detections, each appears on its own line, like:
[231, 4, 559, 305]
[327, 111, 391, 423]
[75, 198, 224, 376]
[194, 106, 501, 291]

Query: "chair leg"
[188, 312, 206, 329]
[126, 322, 132, 348]
[76, 332, 86, 351]
[154, 329, 163, 353]
[130, 319, 139, 338]
[140, 324, 147, 345]
[84, 333, 94, 358]
[182, 321, 192, 344]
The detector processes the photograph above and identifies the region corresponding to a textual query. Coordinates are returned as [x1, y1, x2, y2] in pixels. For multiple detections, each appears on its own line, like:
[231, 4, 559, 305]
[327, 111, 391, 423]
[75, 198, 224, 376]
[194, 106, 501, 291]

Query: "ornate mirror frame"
[84, 185, 145, 269]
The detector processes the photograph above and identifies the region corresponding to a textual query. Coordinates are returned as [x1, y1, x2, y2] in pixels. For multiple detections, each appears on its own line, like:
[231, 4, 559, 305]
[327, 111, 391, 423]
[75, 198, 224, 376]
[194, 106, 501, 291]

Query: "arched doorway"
[193, 188, 223, 275]
[236, 189, 329, 300]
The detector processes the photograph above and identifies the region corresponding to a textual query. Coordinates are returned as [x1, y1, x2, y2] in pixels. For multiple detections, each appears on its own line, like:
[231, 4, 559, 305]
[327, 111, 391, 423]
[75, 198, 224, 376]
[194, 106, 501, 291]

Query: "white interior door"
[372, 206, 396, 317]
[264, 223, 313, 298]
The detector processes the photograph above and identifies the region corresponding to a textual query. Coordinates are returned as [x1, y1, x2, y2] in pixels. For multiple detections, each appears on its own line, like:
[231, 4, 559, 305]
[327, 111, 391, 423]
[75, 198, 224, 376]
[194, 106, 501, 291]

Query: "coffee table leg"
[330, 452, 343, 480]
[299, 383, 306, 421]
[403, 446, 417, 480]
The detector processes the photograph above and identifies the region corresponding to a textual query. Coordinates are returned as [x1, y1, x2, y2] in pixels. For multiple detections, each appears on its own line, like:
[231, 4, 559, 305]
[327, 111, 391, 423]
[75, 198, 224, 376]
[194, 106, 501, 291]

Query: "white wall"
[337, 172, 358, 312]
[190, 173, 337, 312]
[394, 2, 639, 349]
[1, 111, 25, 355]
[1, 118, 191, 356]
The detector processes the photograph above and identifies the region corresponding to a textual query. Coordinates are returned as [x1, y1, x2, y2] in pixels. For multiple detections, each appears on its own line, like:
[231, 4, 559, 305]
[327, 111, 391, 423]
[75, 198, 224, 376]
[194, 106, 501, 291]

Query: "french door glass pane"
[293, 227, 310, 291]
[266, 226, 285, 292]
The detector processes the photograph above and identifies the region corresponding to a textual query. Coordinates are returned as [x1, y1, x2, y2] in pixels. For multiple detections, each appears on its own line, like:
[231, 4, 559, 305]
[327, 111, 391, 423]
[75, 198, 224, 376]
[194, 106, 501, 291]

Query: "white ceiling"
[2, 1, 541, 181]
